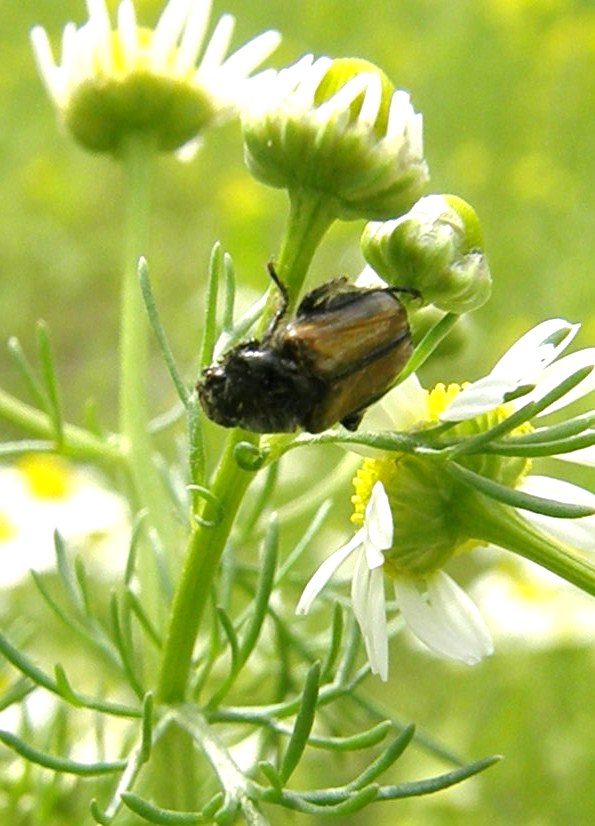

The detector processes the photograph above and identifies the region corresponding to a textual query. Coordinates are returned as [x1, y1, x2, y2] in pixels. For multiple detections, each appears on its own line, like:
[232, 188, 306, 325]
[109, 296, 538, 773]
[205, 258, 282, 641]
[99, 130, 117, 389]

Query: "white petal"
[364, 374, 428, 431]
[554, 444, 595, 468]
[316, 73, 370, 122]
[351, 552, 388, 680]
[30, 26, 59, 101]
[218, 30, 281, 79]
[295, 530, 363, 614]
[197, 13, 234, 74]
[518, 475, 595, 552]
[364, 482, 393, 555]
[152, 0, 191, 67]
[358, 72, 382, 130]
[394, 571, 493, 664]
[530, 348, 595, 417]
[117, 0, 138, 72]
[491, 318, 579, 381]
[440, 376, 531, 421]
[354, 266, 387, 289]
[175, 0, 212, 72]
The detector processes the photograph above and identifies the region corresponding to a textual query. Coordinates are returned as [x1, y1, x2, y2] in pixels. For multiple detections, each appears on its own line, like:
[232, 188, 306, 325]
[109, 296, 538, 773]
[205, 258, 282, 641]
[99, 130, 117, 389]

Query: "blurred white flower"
[0, 455, 129, 587]
[471, 554, 595, 649]
[31, 0, 280, 154]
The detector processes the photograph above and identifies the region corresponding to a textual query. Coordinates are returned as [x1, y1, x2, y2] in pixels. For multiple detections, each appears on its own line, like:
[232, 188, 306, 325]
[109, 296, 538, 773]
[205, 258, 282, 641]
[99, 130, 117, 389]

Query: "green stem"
[156, 189, 336, 704]
[274, 188, 336, 307]
[465, 493, 595, 597]
[156, 432, 255, 702]
[118, 135, 177, 551]
[0, 387, 121, 464]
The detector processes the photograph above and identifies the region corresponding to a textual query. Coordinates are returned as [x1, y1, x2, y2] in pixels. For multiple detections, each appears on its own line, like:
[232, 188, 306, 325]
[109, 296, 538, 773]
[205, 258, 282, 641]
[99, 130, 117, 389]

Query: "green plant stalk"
[463, 491, 595, 597]
[118, 135, 178, 554]
[156, 431, 255, 703]
[272, 187, 337, 309]
[156, 189, 336, 704]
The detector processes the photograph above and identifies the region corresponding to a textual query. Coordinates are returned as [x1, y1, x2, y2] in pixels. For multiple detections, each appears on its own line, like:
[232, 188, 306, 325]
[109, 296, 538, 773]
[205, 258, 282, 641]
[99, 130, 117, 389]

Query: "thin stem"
[464, 492, 595, 597]
[156, 189, 336, 704]
[0, 387, 121, 464]
[156, 432, 255, 702]
[118, 134, 178, 552]
[273, 188, 336, 308]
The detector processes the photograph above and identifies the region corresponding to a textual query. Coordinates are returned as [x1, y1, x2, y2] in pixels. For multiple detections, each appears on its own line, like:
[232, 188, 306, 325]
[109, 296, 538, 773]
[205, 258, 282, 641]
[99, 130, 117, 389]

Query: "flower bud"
[361, 194, 492, 313]
[242, 55, 429, 220]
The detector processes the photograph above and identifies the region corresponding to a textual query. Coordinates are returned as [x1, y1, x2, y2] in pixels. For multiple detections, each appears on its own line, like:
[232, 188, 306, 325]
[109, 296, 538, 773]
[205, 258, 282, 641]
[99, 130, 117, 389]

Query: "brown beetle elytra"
[197, 264, 414, 433]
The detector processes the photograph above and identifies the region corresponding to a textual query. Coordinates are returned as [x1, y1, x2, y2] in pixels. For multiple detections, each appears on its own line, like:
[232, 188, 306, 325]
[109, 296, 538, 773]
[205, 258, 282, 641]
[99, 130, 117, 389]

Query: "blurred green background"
[1, 0, 595, 824]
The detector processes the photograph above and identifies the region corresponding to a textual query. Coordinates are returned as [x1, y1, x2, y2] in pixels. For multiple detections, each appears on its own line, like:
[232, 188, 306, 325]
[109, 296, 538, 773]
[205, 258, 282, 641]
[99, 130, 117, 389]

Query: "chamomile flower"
[297, 319, 595, 679]
[242, 54, 429, 220]
[30, 0, 280, 155]
[0, 455, 128, 587]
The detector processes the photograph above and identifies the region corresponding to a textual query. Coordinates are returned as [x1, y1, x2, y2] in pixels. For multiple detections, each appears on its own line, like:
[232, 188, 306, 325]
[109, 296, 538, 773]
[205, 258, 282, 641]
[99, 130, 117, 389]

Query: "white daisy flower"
[242, 54, 429, 220]
[297, 317, 595, 680]
[0, 455, 129, 587]
[30, 0, 280, 154]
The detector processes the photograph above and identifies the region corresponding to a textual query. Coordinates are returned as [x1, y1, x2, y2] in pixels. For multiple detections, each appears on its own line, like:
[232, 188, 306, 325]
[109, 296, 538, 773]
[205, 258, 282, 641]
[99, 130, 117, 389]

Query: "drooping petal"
[296, 530, 363, 614]
[351, 551, 389, 680]
[394, 571, 493, 664]
[364, 481, 393, 557]
[518, 476, 595, 552]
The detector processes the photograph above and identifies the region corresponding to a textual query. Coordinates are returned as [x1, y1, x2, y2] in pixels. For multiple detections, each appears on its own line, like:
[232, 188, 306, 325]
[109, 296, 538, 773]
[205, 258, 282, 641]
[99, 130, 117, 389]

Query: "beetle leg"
[262, 261, 290, 338]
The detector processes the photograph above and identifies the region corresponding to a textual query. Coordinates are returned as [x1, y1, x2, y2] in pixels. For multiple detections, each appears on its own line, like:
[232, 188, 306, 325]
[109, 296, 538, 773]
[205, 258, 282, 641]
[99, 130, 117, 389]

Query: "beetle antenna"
[265, 261, 290, 336]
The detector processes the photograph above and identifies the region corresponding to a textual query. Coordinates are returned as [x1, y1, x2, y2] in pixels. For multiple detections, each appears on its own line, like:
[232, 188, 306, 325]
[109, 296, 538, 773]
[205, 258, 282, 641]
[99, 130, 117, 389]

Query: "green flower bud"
[242, 55, 429, 220]
[361, 194, 492, 313]
[30, 0, 280, 156]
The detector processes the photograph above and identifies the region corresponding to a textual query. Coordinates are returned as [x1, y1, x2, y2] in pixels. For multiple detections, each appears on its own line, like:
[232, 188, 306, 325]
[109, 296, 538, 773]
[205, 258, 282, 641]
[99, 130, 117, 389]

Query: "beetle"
[197, 264, 414, 434]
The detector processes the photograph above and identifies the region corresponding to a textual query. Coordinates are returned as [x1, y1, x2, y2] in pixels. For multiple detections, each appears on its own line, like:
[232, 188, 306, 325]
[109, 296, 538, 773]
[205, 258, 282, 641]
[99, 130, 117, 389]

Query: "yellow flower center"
[350, 382, 533, 575]
[17, 454, 72, 499]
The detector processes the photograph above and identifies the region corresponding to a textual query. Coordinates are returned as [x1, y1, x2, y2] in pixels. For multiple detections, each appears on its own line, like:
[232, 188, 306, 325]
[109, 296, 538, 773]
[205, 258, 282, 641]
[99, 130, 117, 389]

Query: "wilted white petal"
[518, 475, 595, 551]
[491, 318, 579, 381]
[352, 552, 388, 680]
[395, 571, 493, 663]
[296, 530, 363, 614]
